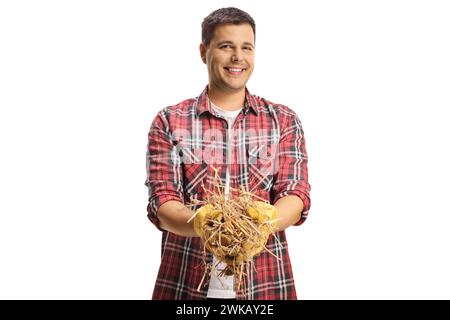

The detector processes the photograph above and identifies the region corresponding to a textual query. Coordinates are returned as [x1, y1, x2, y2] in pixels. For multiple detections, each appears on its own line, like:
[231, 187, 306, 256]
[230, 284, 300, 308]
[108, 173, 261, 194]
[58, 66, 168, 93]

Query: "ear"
[199, 43, 207, 64]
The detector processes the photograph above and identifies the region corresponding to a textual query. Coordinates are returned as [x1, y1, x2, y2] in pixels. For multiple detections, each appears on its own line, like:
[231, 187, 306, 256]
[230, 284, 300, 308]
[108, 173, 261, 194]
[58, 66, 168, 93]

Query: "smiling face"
[200, 23, 255, 95]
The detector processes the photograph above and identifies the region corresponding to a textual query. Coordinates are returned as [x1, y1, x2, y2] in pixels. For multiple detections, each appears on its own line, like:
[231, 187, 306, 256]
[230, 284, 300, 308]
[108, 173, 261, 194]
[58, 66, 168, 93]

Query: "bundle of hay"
[187, 167, 281, 293]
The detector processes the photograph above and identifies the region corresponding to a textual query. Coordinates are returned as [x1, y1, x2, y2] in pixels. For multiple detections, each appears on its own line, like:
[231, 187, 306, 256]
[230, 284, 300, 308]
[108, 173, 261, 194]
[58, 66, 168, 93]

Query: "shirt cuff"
[147, 193, 184, 232]
[273, 189, 310, 226]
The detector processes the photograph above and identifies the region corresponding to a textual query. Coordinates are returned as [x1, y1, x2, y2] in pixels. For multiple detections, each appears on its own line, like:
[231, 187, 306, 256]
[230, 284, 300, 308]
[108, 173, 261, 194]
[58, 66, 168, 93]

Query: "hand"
[246, 201, 278, 228]
[192, 204, 222, 237]
[244, 201, 278, 256]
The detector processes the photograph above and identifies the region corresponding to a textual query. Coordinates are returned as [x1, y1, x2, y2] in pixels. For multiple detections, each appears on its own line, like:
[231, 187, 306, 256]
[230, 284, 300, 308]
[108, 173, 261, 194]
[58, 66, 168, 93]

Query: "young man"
[145, 7, 311, 300]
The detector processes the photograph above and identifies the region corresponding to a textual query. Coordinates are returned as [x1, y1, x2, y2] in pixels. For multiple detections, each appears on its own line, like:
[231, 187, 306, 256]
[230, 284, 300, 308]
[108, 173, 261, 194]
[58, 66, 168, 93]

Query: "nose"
[231, 48, 244, 62]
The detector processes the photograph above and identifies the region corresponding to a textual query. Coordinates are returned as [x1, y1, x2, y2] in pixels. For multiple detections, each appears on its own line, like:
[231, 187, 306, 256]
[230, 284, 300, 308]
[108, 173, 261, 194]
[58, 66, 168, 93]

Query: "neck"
[207, 84, 246, 111]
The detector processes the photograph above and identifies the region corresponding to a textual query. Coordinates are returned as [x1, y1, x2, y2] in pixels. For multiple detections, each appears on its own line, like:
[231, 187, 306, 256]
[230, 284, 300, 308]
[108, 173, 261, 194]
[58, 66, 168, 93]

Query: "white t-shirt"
[207, 100, 242, 299]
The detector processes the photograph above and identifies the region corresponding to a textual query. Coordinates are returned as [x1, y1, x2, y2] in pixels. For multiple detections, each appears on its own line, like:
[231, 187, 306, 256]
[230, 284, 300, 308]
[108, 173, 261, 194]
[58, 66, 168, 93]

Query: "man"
[145, 7, 311, 300]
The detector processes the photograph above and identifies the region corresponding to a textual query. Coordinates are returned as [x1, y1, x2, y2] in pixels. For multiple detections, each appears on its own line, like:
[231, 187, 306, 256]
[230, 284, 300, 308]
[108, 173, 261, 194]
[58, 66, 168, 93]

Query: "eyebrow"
[217, 41, 254, 48]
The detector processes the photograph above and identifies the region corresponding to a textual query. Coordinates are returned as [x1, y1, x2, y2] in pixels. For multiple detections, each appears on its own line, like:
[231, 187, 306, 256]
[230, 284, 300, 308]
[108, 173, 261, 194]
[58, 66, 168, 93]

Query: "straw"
[187, 165, 281, 297]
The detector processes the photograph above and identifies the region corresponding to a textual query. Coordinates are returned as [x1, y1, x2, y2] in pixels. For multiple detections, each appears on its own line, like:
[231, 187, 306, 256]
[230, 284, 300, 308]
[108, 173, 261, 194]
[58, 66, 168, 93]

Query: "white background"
[1, 0, 449, 299]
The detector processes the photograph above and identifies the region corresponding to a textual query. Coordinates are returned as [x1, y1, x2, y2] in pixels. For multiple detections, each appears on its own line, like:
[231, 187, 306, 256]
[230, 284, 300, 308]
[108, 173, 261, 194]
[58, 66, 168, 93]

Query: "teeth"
[228, 68, 243, 72]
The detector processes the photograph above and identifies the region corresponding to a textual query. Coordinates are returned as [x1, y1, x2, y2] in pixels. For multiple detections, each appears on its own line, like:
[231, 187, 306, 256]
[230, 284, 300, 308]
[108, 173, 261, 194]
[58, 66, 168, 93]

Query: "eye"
[244, 47, 253, 51]
[220, 45, 232, 49]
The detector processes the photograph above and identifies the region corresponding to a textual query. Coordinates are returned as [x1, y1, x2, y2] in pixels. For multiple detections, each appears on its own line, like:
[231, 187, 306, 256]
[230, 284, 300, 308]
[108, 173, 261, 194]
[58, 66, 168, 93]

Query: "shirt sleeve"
[145, 110, 184, 231]
[272, 111, 311, 226]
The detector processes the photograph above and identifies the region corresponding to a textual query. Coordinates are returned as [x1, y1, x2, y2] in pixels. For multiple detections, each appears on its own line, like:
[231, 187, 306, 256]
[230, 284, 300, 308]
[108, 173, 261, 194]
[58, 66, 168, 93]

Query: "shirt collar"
[195, 85, 259, 117]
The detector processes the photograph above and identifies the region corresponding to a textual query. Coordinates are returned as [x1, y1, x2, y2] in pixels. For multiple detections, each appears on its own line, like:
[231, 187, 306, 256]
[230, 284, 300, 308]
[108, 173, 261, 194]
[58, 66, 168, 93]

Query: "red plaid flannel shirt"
[145, 85, 311, 300]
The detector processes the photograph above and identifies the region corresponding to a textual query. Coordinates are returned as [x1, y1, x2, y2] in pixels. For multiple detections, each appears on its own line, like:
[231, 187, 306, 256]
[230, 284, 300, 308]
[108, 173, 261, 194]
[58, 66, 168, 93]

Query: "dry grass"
[187, 166, 281, 296]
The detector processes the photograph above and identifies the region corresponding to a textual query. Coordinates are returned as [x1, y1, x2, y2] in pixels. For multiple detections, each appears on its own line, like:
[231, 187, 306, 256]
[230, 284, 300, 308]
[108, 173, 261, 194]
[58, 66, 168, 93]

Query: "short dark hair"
[201, 7, 256, 48]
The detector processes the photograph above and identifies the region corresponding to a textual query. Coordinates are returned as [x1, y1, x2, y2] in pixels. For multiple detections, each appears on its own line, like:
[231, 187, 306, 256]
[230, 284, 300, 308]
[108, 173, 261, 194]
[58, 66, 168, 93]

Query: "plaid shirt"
[145, 85, 311, 300]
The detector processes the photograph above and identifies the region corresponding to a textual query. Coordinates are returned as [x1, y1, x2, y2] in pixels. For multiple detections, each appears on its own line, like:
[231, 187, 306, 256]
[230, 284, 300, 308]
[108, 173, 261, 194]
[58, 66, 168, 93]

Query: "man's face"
[200, 23, 255, 93]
